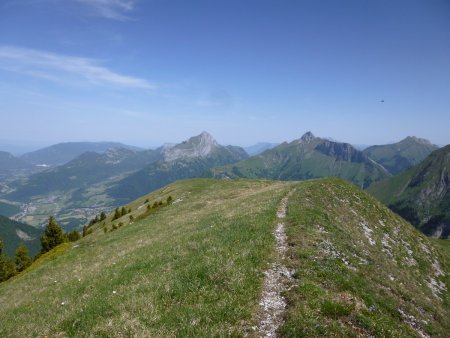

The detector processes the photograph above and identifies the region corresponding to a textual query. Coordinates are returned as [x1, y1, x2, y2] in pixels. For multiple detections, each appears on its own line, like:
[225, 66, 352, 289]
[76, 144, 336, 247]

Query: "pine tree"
[100, 212, 107, 221]
[121, 207, 127, 216]
[112, 208, 121, 220]
[40, 216, 65, 254]
[15, 244, 32, 272]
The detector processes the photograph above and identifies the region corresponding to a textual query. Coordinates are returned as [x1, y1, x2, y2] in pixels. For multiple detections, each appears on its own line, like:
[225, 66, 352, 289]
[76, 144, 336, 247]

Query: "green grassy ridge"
[0, 178, 447, 336]
[282, 178, 449, 336]
[0, 178, 294, 336]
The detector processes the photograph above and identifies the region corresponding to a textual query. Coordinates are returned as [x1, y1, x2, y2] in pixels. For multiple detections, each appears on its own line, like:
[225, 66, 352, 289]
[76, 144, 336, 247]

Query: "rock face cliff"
[162, 132, 219, 162]
[315, 140, 367, 163]
[368, 145, 450, 238]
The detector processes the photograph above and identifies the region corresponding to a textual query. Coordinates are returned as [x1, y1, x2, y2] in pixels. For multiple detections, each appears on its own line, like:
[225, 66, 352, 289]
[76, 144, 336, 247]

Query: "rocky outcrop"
[315, 141, 367, 163]
[162, 131, 219, 162]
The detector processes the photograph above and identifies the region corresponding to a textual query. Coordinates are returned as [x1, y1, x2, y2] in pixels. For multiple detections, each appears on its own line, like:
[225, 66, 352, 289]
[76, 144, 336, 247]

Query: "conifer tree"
[112, 207, 121, 220]
[40, 216, 65, 254]
[100, 211, 107, 221]
[15, 244, 32, 272]
[121, 207, 127, 216]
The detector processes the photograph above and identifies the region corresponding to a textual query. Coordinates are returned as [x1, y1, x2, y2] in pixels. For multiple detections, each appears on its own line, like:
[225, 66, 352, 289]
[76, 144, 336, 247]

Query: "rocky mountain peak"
[162, 132, 219, 162]
[300, 131, 316, 142]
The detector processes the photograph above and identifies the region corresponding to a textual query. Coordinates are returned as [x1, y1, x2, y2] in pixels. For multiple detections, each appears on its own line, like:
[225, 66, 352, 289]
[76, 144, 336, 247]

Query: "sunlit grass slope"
[0, 178, 448, 337]
[282, 178, 449, 337]
[0, 179, 294, 336]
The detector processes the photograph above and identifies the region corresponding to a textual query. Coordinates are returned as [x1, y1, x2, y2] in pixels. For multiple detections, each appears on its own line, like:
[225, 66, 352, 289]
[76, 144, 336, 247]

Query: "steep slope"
[215, 132, 389, 188]
[281, 179, 448, 336]
[108, 132, 248, 202]
[368, 145, 450, 238]
[0, 215, 41, 257]
[21, 142, 142, 166]
[363, 136, 438, 175]
[0, 151, 31, 176]
[0, 179, 447, 337]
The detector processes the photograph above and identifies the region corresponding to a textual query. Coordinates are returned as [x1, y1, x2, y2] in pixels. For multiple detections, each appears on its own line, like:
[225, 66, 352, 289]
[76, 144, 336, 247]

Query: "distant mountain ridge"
[214, 131, 389, 188]
[363, 136, 438, 175]
[367, 145, 450, 238]
[8, 148, 161, 202]
[20, 142, 142, 166]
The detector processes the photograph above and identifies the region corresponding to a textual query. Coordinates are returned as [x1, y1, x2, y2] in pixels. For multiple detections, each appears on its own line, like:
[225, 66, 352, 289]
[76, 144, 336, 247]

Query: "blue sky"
[0, 0, 449, 150]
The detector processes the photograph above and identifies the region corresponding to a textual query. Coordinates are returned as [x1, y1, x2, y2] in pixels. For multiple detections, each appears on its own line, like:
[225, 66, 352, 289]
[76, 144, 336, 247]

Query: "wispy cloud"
[74, 0, 138, 21]
[0, 46, 156, 89]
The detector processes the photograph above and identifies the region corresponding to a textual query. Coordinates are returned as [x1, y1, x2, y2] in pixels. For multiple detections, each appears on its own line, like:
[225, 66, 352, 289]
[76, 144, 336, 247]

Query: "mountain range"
[368, 145, 450, 238]
[0, 131, 447, 241]
[214, 132, 389, 188]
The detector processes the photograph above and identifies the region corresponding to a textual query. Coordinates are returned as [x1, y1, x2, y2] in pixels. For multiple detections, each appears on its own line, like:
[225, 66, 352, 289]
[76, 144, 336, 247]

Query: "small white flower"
[61, 302, 65, 305]
[112, 290, 117, 294]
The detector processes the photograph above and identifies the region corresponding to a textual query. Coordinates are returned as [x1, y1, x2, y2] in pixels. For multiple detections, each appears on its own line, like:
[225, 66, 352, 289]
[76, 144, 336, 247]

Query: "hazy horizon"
[1, 1, 449, 149]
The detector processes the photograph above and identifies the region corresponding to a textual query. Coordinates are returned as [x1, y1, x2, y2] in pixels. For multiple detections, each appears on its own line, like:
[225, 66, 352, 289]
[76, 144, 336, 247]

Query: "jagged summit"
[300, 131, 316, 142]
[163, 131, 219, 161]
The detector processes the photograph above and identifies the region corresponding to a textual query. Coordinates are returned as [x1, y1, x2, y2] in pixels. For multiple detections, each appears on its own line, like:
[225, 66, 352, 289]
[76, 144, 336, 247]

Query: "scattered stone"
[398, 308, 429, 338]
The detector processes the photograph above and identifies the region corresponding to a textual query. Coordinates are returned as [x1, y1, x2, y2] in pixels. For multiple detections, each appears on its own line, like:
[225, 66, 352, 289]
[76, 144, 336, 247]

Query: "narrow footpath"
[257, 190, 295, 337]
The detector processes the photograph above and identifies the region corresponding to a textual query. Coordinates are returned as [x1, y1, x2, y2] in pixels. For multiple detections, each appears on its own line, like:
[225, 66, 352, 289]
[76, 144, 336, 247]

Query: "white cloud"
[0, 46, 156, 89]
[74, 0, 138, 21]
